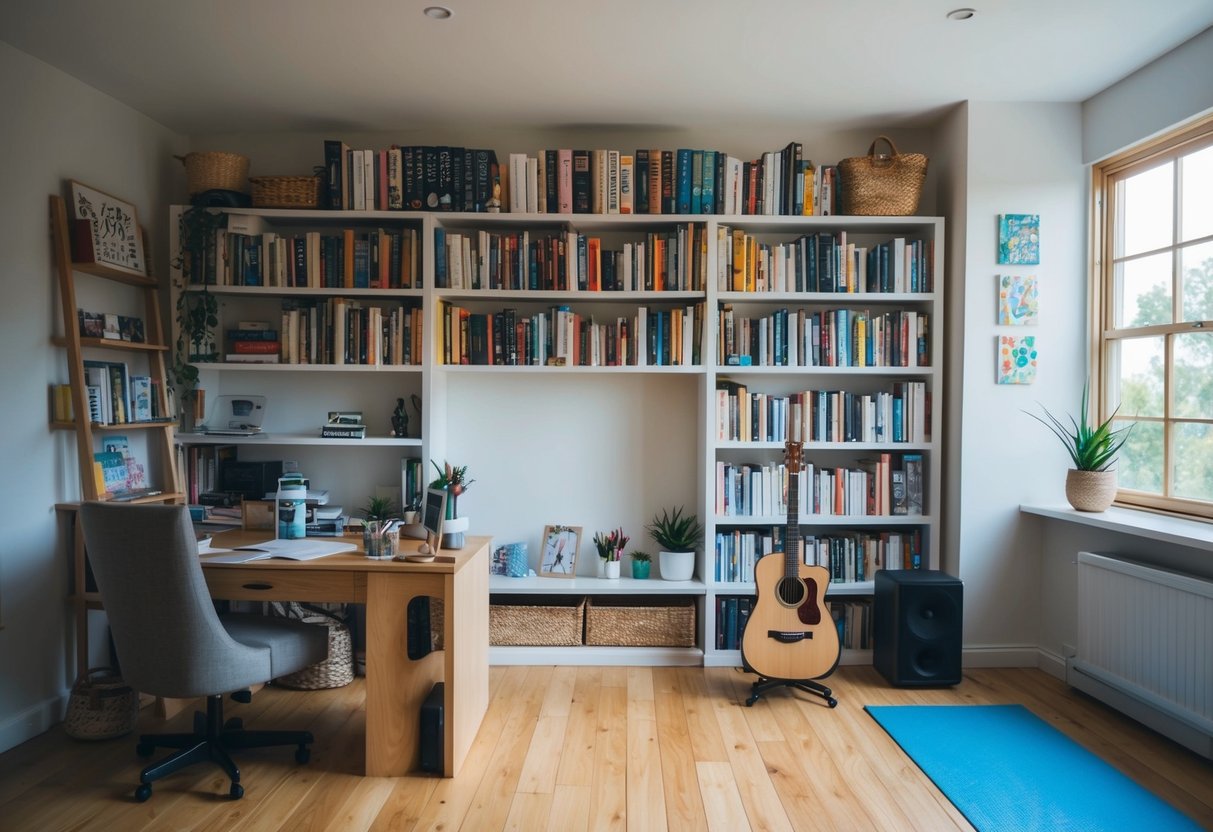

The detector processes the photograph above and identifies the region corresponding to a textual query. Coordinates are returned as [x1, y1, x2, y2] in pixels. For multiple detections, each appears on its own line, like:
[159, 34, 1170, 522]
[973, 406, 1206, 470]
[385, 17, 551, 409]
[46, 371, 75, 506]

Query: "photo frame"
[539, 525, 581, 578]
[69, 180, 146, 276]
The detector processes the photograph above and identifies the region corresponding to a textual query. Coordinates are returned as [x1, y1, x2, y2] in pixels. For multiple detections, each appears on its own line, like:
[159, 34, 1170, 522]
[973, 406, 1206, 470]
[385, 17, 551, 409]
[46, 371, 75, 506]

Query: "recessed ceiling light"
[946, 8, 976, 20]
[423, 5, 452, 19]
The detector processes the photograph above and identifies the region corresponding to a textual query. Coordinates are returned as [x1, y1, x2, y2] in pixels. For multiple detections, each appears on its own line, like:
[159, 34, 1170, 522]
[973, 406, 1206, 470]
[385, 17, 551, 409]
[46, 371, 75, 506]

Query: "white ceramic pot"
[442, 515, 470, 549]
[604, 560, 621, 580]
[659, 550, 695, 581]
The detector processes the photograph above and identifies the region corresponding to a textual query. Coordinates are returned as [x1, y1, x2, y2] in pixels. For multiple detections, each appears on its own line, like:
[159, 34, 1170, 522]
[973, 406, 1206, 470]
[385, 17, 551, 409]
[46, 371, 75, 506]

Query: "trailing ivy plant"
[170, 207, 226, 403]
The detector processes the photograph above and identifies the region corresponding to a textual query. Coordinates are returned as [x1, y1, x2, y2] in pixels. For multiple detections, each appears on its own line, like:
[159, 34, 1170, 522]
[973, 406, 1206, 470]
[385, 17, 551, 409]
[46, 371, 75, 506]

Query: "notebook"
[199, 395, 267, 436]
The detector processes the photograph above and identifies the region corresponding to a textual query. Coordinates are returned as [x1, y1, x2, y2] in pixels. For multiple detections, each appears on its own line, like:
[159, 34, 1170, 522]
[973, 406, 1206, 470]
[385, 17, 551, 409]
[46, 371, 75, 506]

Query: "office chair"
[79, 502, 328, 802]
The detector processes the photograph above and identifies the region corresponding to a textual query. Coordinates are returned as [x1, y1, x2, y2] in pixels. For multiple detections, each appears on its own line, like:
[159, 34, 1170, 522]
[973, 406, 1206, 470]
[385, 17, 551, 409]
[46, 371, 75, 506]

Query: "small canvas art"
[998, 335, 1037, 384]
[998, 274, 1039, 325]
[998, 214, 1040, 265]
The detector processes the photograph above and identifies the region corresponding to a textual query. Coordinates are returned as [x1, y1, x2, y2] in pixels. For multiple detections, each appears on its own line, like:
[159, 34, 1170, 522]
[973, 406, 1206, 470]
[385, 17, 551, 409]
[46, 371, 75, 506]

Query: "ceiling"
[3, 1, 1212, 135]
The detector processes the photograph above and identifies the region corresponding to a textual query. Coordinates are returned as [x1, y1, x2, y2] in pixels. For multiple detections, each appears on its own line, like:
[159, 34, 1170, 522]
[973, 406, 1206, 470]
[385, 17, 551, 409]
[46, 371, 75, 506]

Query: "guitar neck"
[786, 467, 800, 575]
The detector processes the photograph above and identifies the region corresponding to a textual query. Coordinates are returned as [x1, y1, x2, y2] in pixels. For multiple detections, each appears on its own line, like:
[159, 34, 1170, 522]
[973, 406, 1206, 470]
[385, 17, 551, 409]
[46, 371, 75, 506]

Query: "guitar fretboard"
[785, 462, 800, 579]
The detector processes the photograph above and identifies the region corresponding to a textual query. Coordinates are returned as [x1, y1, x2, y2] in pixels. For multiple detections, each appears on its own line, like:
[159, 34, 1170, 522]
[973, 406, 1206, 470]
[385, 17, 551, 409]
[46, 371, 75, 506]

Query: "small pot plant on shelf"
[429, 460, 474, 547]
[1027, 383, 1134, 512]
[647, 507, 703, 582]
[359, 496, 400, 559]
[629, 551, 652, 580]
[593, 527, 629, 580]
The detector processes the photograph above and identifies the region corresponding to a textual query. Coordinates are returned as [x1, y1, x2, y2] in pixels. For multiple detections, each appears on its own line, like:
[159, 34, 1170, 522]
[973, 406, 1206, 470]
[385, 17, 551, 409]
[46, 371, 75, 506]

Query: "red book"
[231, 340, 281, 354]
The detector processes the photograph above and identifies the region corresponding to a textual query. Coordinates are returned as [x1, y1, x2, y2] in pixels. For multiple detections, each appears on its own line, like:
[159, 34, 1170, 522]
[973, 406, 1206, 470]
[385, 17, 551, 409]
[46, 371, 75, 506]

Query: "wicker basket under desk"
[490, 596, 585, 646]
[585, 596, 697, 647]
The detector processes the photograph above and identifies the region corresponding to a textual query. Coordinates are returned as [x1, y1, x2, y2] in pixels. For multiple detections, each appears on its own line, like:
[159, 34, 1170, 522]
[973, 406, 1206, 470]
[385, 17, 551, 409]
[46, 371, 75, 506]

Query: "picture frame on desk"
[539, 524, 581, 578]
[68, 180, 147, 276]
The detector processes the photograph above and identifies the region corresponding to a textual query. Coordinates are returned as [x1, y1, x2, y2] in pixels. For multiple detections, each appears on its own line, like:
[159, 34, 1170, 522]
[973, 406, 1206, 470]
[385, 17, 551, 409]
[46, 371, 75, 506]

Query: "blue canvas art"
[998, 214, 1040, 265]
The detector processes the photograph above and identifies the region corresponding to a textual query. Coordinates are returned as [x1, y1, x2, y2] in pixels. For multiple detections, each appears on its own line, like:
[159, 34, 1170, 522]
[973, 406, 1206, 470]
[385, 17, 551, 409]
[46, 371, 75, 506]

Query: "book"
[321, 424, 367, 439]
[200, 538, 358, 563]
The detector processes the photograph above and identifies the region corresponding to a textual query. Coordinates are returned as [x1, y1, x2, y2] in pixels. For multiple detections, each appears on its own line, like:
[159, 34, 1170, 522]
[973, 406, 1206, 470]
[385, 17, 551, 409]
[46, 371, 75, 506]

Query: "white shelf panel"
[712, 365, 931, 376]
[438, 364, 702, 375]
[435, 289, 704, 302]
[713, 514, 930, 526]
[490, 646, 704, 666]
[193, 363, 422, 373]
[710, 580, 875, 596]
[703, 648, 872, 668]
[177, 432, 422, 447]
[714, 440, 933, 451]
[185, 284, 423, 298]
[490, 575, 706, 595]
[717, 291, 935, 304]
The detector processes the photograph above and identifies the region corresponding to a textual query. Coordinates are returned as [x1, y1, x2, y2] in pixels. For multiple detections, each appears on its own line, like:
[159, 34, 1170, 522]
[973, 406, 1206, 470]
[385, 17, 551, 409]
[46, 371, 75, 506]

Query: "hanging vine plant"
[170, 207, 226, 402]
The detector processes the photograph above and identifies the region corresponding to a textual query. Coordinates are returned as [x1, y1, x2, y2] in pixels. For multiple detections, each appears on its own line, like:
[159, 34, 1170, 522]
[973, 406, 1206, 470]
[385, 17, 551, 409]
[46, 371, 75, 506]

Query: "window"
[1094, 115, 1213, 518]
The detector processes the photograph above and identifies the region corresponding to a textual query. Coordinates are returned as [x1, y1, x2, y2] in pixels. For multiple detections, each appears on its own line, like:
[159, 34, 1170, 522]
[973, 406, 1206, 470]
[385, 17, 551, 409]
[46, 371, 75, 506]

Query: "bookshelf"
[49, 193, 184, 680]
[171, 203, 942, 667]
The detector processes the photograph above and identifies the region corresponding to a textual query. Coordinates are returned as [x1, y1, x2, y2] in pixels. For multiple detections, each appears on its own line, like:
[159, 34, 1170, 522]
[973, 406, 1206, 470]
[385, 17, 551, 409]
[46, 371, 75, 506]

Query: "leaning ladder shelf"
[49, 194, 185, 680]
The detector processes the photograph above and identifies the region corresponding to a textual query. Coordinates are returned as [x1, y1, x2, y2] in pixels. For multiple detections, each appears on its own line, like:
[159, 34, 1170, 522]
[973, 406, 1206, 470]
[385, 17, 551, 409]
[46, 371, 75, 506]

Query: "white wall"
[0, 42, 183, 753]
[953, 102, 1088, 659]
[1083, 25, 1213, 163]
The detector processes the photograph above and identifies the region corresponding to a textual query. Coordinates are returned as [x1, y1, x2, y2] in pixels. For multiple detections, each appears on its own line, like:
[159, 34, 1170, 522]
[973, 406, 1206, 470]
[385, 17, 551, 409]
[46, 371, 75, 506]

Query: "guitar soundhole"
[776, 577, 807, 608]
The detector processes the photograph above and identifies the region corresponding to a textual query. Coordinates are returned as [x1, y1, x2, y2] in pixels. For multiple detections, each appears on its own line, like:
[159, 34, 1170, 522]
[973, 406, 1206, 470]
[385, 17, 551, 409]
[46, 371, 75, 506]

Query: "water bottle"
[276, 477, 307, 539]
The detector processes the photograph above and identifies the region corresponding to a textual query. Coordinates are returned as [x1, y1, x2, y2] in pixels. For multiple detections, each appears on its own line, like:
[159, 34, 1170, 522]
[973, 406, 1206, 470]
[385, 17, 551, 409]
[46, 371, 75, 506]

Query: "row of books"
[714, 528, 925, 584]
[714, 381, 929, 444]
[715, 453, 925, 518]
[321, 140, 836, 217]
[717, 231, 934, 294]
[433, 225, 708, 293]
[714, 598, 874, 652]
[81, 360, 165, 425]
[221, 300, 423, 367]
[718, 306, 930, 368]
[438, 302, 704, 367]
[323, 142, 499, 213]
[180, 443, 236, 504]
[193, 225, 421, 290]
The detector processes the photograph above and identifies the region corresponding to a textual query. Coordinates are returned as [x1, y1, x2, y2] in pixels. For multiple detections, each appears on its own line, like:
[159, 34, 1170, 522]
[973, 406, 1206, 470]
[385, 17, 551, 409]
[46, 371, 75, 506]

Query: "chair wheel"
[135, 784, 152, 802]
[136, 742, 154, 758]
[827, 697, 838, 708]
[295, 745, 311, 764]
[229, 782, 244, 800]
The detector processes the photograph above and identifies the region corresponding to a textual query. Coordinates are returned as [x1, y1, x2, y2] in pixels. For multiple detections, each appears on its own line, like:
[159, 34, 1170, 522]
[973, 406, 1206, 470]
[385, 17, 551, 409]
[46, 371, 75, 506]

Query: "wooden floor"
[2, 666, 1211, 831]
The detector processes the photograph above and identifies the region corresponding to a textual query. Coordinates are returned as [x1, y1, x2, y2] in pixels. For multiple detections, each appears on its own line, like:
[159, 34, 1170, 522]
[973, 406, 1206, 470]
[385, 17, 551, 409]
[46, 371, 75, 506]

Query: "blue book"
[690, 150, 703, 214]
[433, 228, 446, 288]
[701, 150, 716, 214]
[675, 149, 692, 214]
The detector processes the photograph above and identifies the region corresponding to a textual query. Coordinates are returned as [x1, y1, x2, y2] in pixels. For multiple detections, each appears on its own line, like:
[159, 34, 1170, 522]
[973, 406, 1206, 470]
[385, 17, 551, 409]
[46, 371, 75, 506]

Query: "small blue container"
[276, 479, 306, 540]
[505, 542, 528, 577]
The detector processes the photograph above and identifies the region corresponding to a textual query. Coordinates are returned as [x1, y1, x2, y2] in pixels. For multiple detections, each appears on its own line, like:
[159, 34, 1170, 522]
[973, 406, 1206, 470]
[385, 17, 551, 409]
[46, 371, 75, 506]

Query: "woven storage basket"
[270, 602, 354, 689]
[490, 596, 584, 646]
[250, 176, 322, 209]
[176, 151, 250, 195]
[585, 597, 696, 647]
[837, 136, 928, 216]
[64, 667, 140, 740]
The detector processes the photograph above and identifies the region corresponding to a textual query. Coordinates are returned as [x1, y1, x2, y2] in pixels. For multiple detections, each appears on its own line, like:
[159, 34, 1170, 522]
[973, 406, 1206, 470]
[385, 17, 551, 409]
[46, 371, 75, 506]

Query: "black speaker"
[874, 570, 963, 687]
[419, 683, 444, 774]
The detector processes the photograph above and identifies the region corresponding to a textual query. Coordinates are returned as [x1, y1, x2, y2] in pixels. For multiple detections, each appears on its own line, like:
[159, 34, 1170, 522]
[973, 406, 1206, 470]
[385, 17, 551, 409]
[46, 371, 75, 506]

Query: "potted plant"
[593, 527, 629, 580]
[1027, 383, 1133, 512]
[359, 495, 400, 559]
[429, 460, 474, 547]
[629, 550, 652, 580]
[170, 206, 225, 426]
[647, 507, 703, 582]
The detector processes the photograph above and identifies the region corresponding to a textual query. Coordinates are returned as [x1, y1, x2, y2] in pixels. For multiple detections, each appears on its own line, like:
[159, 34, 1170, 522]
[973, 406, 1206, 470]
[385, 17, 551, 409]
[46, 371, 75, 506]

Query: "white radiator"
[1068, 551, 1213, 758]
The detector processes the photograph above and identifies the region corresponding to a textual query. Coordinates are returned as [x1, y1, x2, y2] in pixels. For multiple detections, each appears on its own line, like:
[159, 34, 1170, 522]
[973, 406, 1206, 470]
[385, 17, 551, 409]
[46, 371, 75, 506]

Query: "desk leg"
[444, 556, 489, 777]
[365, 572, 444, 777]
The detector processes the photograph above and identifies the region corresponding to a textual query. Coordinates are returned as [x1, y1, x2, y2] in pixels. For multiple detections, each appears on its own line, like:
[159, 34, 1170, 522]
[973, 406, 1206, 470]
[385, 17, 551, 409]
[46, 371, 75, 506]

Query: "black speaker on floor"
[419, 683, 444, 774]
[874, 570, 963, 687]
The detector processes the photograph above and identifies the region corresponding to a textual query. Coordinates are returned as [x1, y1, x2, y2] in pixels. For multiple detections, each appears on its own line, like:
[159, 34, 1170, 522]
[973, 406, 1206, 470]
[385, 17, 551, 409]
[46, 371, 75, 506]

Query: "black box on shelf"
[220, 460, 283, 500]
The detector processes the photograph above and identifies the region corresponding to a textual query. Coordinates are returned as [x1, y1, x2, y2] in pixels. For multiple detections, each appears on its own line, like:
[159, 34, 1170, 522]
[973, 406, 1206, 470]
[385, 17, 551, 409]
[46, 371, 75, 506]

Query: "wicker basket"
[837, 136, 928, 216]
[176, 151, 250, 195]
[64, 667, 140, 740]
[585, 597, 696, 647]
[490, 596, 584, 646]
[270, 603, 354, 689]
[250, 176, 322, 209]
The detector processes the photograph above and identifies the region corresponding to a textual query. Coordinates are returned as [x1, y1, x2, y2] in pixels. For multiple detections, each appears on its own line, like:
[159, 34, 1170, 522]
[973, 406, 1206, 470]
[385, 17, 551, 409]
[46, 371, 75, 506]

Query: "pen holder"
[363, 521, 394, 560]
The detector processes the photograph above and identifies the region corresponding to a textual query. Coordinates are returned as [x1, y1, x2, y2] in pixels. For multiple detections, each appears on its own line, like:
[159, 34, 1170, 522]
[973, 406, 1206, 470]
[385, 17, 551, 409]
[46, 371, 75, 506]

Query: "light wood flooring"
[2, 666, 1211, 831]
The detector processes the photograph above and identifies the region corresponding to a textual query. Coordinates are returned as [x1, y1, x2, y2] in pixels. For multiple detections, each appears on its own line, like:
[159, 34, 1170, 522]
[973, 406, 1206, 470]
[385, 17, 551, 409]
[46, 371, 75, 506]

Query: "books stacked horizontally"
[321, 411, 366, 439]
[226, 321, 280, 363]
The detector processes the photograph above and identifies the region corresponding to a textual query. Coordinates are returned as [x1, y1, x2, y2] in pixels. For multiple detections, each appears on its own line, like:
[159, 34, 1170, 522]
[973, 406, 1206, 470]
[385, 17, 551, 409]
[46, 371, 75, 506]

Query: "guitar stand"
[745, 677, 838, 709]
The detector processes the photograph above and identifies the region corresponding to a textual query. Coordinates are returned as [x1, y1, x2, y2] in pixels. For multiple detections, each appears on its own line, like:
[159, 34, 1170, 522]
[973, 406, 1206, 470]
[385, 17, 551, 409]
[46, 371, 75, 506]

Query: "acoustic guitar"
[740, 440, 841, 683]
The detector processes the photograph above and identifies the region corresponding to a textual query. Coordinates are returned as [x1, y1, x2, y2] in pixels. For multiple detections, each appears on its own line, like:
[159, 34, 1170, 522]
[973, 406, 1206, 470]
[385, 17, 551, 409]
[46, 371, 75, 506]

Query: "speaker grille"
[874, 570, 963, 687]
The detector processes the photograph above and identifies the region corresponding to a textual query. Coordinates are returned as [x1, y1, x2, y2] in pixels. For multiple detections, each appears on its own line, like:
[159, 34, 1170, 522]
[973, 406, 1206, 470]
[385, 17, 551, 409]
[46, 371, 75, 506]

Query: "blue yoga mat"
[864, 704, 1201, 832]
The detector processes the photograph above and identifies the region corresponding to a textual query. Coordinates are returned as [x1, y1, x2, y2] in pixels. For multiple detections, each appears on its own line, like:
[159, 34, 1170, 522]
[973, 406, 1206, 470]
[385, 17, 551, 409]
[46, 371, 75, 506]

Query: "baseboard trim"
[0, 694, 67, 755]
[1036, 647, 1067, 680]
[961, 644, 1038, 667]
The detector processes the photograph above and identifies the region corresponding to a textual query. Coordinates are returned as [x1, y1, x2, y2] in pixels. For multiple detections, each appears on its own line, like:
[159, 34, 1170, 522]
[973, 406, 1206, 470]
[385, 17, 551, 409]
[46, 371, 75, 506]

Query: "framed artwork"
[998, 274, 1039, 325]
[997, 214, 1040, 265]
[997, 335, 1037, 384]
[539, 524, 581, 578]
[70, 180, 146, 275]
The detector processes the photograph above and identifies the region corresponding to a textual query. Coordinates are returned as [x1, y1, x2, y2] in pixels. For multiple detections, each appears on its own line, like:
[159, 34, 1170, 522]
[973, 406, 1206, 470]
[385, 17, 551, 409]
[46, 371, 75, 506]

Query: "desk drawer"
[205, 569, 356, 603]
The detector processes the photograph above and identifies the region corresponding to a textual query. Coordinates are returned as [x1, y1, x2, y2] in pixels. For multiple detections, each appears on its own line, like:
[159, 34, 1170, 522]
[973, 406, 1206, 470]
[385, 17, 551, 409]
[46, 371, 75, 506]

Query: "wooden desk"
[201, 532, 490, 777]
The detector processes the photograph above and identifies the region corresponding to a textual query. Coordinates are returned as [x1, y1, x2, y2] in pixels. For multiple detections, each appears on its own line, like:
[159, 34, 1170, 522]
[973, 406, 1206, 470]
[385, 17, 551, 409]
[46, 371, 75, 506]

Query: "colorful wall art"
[998, 274, 1039, 325]
[998, 214, 1040, 265]
[998, 335, 1037, 384]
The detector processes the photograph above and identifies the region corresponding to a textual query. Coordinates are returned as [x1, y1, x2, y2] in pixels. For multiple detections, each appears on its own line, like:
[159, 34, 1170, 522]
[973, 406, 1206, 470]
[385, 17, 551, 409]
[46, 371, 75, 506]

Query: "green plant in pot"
[593, 527, 629, 579]
[1027, 383, 1133, 512]
[629, 550, 652, 580]
[429, 460, 474, 547]
[359, 495, 400, 559]
[647, 506, 703, 582]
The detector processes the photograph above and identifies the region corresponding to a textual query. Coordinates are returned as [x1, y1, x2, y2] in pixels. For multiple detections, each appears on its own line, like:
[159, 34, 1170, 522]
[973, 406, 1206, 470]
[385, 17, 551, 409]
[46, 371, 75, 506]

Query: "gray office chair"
[79, 502, 328, 802]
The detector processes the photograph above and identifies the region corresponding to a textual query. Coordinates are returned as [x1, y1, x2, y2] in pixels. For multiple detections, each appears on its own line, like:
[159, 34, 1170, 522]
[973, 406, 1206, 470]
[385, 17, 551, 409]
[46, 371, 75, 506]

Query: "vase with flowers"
[429, 460, 474, 547]
[594, 527, 629, 580]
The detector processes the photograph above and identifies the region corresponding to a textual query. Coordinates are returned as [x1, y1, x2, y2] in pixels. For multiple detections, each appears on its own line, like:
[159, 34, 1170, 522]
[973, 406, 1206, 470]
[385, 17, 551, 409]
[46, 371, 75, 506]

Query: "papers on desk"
[199, 537, 357, 563]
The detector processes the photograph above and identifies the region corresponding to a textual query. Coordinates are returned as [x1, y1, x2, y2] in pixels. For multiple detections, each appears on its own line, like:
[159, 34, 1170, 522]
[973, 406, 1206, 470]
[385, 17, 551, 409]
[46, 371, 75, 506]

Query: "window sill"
[1020, 504, 1213, 554]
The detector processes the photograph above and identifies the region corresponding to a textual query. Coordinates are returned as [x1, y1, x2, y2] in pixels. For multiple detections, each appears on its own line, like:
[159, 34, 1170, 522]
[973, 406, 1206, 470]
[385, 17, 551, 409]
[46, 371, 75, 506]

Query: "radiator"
[1068, 551, 1213, 758]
